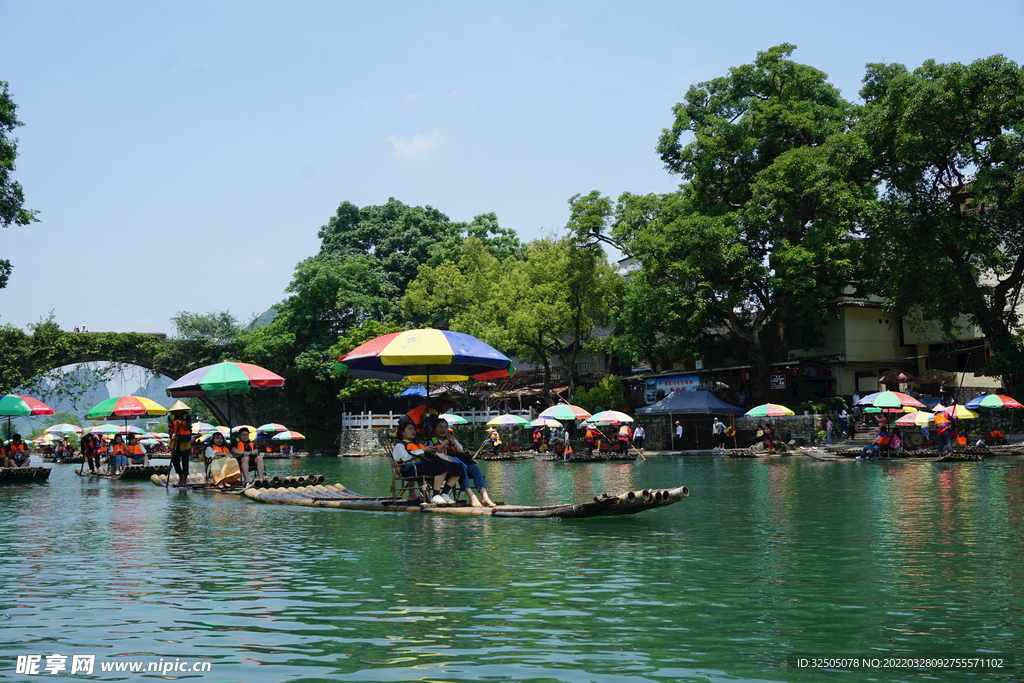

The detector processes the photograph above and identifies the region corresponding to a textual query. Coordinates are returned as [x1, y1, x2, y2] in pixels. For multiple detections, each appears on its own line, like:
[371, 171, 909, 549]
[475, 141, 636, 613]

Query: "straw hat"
[168, 400, 192, 412]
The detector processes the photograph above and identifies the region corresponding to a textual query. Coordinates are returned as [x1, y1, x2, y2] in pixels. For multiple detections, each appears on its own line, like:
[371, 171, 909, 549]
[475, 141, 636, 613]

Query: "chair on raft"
[386, 456, 463, 505]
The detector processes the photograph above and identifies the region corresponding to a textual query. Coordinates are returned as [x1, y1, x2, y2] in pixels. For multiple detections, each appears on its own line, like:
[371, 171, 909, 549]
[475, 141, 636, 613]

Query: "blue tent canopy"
[635, 390, 745, 415]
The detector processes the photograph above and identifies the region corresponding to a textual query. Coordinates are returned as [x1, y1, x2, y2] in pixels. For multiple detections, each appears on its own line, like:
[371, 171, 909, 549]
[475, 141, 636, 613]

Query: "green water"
[2, 455, 1022, 682]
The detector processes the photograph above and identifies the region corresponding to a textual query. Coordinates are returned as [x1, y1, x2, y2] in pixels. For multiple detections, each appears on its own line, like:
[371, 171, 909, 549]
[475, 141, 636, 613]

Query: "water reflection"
[4, 456, 1024, 682]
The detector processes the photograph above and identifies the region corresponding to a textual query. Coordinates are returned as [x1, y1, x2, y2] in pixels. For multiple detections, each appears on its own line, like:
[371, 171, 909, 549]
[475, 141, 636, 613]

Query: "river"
[2, 454, 1021, 682]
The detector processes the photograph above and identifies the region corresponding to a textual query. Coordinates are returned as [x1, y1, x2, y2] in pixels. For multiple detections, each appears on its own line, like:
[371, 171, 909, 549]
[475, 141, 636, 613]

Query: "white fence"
[340, 408, 533, 430]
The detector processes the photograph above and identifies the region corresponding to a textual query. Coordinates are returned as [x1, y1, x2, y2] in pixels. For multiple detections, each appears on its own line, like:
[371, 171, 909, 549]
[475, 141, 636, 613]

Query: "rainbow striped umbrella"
[895, 410, 935, 426]
[271, 430, 305, 440]
[588, 410, 634, 424]
[167, 362, 285, 397]
[744, 403, 795, 417]
[191, 422, 217, 434]
[438, 413, 469, 425]
[256, 423, 288, 433]
[934, 404, 979, 420]
[0, 394, 54, 417]
[86, 396, 167, 420]
[45, 423, 83, 435]
[334, 329, 514, 383]
[855, 391, 926, 409]
[88, 423, 122, 434]
[538, 404, 592, 420]
[965, 394, 1024, 410]
[486, 414, 531, 428]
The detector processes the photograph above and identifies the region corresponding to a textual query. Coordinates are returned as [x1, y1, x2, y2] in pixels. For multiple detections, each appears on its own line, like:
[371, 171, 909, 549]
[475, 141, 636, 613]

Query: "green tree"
[576, 45, 873, 399]
[329, 320, 408, 401]
[170, 310, 246, 345]
[860, 54, 1024, 392]
[574, 375, 628, 414]
[0, 80, 39, 288]
[408, 237, 621, 395]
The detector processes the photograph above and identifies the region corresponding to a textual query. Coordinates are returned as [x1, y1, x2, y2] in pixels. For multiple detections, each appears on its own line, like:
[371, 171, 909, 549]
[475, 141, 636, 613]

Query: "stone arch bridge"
[0, 325, 274, 427]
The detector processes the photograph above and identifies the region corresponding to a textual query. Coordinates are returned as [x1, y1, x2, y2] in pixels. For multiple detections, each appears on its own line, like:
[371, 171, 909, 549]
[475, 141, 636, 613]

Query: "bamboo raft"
[533, 452, 637, 462]
[802, 447, 986, 462]
[243, 483, 689, 518]
[0, 466, 52, 483]
[150, 472, 326, 492]
[76, 464, 171, 480]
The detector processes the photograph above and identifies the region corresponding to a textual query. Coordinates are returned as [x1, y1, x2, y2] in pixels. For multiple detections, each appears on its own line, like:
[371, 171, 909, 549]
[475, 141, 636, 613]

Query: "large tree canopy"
[0, 80, 38, 288]
[578, 45, 874, 398]
[860, 54, 1024, 390]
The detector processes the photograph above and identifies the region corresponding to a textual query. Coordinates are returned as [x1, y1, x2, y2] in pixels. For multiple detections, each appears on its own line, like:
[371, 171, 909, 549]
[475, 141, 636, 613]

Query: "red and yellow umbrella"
[334, 329, 514, 383]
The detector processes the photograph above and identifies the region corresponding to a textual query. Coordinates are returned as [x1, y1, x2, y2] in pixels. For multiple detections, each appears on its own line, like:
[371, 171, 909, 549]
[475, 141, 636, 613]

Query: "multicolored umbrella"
[588, 410, 634, 424]
[191, 422, 218, 434]
[855, 391, 926, 409]
[167, 361, 285, 427]
[0, 394, 55, 417]
[44, 423, 83, 435]
[88, 423, 122, 434]
[232, 425, 257, 434]
[530, 417, 562, 428]
[86, 395, 167, 420]
[255, 423, 288, 433]
[271, 430, 305, 440]
[167, 362, 285, 397]
[538, 404, 592, 421]
[438, 413, 469, 425]
[486, 414, 532, 427]
[895, 410, 935, 426]
[934, 404, 979, 420]
[334, 329, 514, 383]
[964, 394, 1024, 410]
[744, 403, 795, 417]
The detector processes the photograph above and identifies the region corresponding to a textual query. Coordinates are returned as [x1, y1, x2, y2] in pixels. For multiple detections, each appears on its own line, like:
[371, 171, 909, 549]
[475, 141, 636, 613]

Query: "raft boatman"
[167, 400, 193, 487]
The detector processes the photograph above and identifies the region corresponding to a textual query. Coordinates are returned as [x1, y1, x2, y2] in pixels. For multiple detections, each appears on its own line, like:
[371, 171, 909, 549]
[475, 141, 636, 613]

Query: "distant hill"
[248, 307, 277, 329]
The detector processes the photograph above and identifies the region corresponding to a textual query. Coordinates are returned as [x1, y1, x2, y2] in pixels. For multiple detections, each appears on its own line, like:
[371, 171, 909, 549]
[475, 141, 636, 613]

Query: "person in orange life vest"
[125, 433, 148, 466]
[933, 410, 953, 454]
[167, 402, 193, 486]
[4, 433, 29, 467]
[108, 434, 129, 475]
[391, 417, 461, 505]
[532, 427, 544, 451]
[583, 424, 599, 454]
[989, 428, 1006, 445]
[205, 431, 237, 488]
[232, 426, 264, 487]
[429, 418, 496, 507]
[617, 423, 632, 446]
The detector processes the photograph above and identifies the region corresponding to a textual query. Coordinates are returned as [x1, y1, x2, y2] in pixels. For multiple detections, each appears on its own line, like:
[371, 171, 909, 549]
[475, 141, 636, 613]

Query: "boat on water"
[0, 466, 51, 483]
[76, 464, 170, 480]
[241, 482, 689, 519]
[150, 472, 324, 493]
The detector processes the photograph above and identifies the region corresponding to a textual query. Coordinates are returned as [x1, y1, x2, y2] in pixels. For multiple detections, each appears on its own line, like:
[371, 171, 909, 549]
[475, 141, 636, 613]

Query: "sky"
[2, 0, 1024, 338]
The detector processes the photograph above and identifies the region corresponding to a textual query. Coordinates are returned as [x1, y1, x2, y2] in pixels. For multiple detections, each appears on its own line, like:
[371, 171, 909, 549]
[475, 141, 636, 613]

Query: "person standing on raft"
[167, 401, 193, 487]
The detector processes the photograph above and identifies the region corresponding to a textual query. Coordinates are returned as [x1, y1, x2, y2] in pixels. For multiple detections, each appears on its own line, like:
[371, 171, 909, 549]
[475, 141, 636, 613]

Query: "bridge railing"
[340, 408, 533, 430]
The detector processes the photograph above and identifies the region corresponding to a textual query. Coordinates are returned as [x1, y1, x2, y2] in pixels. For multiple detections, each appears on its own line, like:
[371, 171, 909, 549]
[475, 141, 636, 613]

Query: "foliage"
[573, 375, 628, 414]
[860, 54, 1024, 393]
[329, 320, 407, 401]
[0, 81, 38, 288]
[575, 45, 874, 398]
[795, 396, 847, 415]
[405, 236, 621, 393]
[170, 310, 247, 345]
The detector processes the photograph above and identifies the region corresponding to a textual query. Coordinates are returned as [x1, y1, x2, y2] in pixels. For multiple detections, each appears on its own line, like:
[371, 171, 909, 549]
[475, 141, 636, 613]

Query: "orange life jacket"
[209, 444, 231, 456]
[110, 444, 128, 456]
[170, 418, 191, 437]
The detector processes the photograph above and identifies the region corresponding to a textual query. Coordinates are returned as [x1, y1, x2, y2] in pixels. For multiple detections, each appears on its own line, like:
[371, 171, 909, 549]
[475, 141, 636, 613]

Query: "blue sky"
[3, 0, 1023, 336]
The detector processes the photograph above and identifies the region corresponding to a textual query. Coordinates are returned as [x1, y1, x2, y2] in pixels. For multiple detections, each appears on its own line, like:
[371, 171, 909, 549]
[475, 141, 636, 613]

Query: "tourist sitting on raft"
[486, 427, 501, 455]
[858, 430, 891, 459]
[3, 434, 30, 467]
[392, 417, 462, 505]
[205, 431, 239, 488]
[108, 434, 129, 475]
[429, 417, 496, 507]
[125, 434, 148, 466]
[232, 426, 264, 487]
